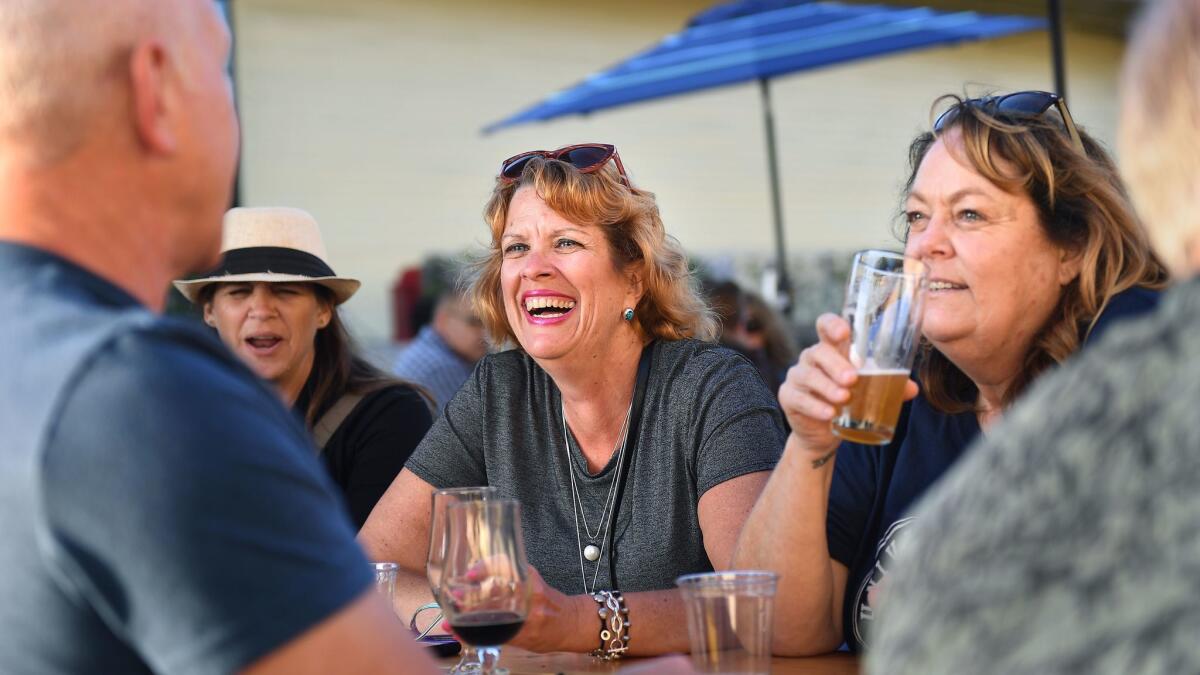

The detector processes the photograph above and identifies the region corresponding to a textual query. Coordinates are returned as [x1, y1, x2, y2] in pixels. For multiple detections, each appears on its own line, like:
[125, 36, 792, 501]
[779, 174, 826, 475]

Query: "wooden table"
[438, 648, 860, 674]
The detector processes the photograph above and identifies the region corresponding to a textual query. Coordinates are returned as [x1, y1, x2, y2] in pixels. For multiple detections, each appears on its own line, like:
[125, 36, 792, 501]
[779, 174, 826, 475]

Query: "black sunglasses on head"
[934, 91, 1086, 154]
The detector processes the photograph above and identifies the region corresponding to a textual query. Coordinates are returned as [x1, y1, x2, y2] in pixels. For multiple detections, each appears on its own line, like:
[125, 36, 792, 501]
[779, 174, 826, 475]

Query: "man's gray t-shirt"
[406, 339, 785, 595]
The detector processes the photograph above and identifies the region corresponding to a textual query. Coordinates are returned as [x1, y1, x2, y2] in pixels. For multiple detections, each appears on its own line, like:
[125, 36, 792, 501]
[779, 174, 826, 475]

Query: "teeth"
[524, 296, 576, 312]
[929, 281, 964, 291]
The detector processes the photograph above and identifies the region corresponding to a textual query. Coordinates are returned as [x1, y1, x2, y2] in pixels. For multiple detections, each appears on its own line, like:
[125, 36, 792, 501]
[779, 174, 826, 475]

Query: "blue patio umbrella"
[484, 1, 1047, 312]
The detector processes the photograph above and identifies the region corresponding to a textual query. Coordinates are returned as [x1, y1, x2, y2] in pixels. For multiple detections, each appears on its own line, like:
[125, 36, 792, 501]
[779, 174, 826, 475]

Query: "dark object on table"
[418, 635, 460, 658]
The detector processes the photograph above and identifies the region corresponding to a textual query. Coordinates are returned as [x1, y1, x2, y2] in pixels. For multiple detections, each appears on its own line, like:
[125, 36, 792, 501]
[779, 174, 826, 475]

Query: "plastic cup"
[372, 562, 398, 603]
[676, 571, 778, 674]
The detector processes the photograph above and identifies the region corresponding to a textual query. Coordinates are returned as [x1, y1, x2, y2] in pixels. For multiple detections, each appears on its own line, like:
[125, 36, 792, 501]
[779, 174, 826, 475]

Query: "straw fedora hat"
[174, 207, 360, 305]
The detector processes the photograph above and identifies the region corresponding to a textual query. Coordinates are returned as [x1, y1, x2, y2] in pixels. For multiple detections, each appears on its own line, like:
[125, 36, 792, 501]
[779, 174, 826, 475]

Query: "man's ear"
[202, 301, 216, 327]
[129, 40, 177, 154]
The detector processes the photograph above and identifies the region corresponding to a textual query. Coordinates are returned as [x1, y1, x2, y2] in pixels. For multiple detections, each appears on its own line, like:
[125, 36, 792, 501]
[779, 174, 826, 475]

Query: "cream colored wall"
[233, 0, 1125, 342]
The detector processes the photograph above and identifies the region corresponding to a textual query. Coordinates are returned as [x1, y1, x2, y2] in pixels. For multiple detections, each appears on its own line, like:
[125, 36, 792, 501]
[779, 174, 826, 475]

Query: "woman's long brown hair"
[905, 96, 1170, 413]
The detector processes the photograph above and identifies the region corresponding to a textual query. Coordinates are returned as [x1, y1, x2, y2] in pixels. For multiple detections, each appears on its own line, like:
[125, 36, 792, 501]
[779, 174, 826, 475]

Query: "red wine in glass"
[449, 610, 526, 647]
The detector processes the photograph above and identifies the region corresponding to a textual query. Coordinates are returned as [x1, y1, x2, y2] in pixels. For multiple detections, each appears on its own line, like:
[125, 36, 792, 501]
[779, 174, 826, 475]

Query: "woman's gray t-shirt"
[405, 338, 786, 595]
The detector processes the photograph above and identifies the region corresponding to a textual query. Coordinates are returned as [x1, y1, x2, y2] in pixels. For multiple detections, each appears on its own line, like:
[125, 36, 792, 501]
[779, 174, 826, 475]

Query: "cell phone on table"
[418, 634, 461, 657]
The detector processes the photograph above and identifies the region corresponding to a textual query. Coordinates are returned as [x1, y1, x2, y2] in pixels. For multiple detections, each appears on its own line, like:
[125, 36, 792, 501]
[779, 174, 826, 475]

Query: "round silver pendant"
[584, 544, 601, 562]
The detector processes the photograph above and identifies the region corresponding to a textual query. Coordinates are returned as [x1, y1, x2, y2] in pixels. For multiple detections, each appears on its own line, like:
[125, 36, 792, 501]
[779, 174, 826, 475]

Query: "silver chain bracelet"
[590, 590, 629, 659]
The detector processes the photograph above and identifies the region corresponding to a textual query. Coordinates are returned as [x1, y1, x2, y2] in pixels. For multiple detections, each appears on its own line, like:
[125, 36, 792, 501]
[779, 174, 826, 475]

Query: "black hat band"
[207, 246, 337, 279]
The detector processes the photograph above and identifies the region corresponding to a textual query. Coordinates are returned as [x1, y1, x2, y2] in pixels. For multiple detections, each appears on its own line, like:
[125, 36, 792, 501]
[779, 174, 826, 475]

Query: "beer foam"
[856, 367, 910, 376]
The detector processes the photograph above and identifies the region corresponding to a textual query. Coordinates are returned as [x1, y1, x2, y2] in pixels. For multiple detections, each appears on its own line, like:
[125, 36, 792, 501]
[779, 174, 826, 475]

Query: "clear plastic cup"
[676, 571, 778, 674]
[371, 562, 398, 603]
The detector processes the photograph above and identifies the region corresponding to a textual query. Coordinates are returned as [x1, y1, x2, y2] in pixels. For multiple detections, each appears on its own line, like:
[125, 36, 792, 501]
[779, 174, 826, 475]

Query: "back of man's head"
[0, 0, 162, 165]
[0, 0, 239, 308]
[1120, 0, 1200, 276]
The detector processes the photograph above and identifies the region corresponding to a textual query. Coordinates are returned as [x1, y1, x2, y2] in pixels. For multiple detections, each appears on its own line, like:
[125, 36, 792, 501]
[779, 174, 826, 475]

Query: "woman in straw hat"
[175, 207, 432, 530]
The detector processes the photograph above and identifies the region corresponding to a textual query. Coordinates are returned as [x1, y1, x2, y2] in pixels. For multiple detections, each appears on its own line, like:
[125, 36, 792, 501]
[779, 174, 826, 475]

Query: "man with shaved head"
[0, 2, 433, 672]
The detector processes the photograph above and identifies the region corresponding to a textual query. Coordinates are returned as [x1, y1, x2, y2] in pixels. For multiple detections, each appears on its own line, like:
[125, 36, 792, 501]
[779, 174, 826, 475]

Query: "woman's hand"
[780, 314, 918, 458]
[506, 565, 592, 653]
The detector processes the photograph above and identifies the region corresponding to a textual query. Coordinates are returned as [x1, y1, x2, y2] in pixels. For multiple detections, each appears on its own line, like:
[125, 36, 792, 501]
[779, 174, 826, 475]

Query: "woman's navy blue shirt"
[828, 286, 1162, 651]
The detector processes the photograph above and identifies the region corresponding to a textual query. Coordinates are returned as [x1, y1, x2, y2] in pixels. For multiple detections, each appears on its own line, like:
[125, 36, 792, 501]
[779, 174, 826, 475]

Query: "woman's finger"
[815, 313, 851, 346]
[784, 390, 837, 422]
[803, 342, 857, 388]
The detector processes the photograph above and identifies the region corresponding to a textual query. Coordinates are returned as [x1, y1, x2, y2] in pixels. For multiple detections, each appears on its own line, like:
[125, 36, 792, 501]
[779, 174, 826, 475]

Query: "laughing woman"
[175, 207, 432, 530]
[359, 144, 786, 657]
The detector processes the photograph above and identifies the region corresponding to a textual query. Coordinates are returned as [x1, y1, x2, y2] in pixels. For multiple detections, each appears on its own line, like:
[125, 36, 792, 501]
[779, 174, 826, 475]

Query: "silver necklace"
[562, 398, 632, 594]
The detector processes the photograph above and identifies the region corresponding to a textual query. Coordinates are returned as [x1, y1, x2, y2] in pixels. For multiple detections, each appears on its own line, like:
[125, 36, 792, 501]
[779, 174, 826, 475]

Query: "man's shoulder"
[41, 314, 319, 516]
[395, 327, 452, 365]
[45, 314, 299, 473]
[76, 315, 267, 405]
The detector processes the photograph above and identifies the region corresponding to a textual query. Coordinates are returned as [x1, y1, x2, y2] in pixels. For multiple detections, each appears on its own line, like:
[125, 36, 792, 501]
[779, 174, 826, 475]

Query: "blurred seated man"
[0, 1, 433, 672]
[394, 285, 487, 414]
[870, 1, 1200, 672]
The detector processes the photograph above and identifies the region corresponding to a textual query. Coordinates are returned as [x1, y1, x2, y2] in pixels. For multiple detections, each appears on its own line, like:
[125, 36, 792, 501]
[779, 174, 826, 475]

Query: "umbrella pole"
[758, 78, 793, 315]
[1047, 0, 1067, 98]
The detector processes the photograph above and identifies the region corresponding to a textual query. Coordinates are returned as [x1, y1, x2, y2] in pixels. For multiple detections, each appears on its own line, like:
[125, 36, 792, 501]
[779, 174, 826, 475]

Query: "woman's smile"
[522, 290, 577, 325]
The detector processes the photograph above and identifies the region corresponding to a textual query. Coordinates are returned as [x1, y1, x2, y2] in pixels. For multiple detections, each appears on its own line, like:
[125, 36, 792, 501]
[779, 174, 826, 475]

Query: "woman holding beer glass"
[360, 144, 785, 657]
[732, 91, 1170, 655]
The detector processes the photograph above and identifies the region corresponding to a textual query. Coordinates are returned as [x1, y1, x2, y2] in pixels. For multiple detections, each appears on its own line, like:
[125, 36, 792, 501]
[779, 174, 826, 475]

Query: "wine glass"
[427, 487, 498, 672]
[439, 498, 530, 675]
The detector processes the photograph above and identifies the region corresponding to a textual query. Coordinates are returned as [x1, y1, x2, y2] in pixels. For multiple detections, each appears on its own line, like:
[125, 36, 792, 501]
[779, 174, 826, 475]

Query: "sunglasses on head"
[499, 143, 630, 186]
[934, 90, 1086, 154]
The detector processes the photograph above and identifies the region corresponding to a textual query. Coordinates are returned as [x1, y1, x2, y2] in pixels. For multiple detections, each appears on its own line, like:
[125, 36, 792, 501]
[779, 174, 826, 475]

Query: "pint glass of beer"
[831, 250, 927, 445]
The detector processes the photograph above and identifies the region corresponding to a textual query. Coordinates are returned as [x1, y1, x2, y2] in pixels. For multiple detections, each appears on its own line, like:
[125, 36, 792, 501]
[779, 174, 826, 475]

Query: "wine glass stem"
[478, 646, 502, 674]
[452, 646, 481, 672]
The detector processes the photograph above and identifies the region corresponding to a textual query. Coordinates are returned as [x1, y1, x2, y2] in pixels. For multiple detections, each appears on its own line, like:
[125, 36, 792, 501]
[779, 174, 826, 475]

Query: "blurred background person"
[360, 143, 784, 656]
[705, 279, 797, 393]
[740, 290, 799, 392]
[393, 281, 487, 415]
[176, 207, 433, 530]
[870, 1, 1200, 672]
[732, 89, 1169, 656]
